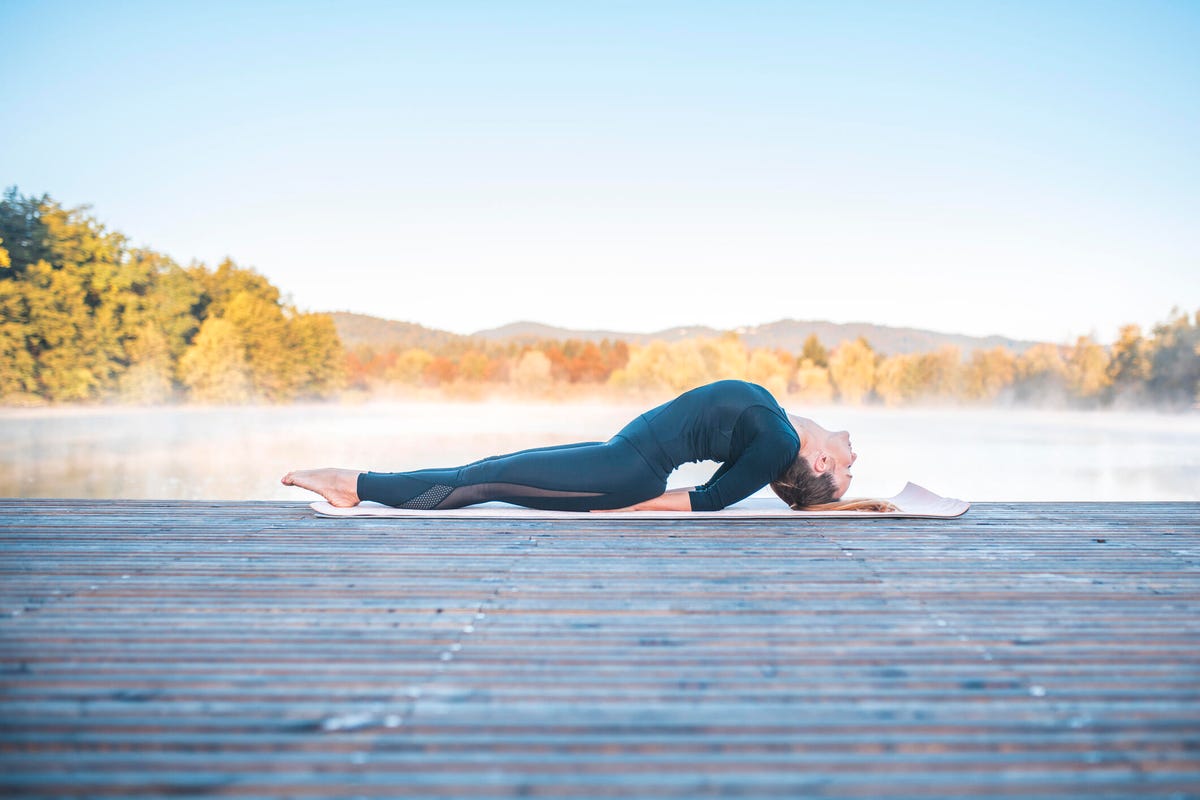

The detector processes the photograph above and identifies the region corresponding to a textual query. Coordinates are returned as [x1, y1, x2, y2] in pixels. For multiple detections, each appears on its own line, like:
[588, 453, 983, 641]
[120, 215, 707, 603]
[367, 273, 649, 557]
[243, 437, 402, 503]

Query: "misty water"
[2, 401, 1198, 503]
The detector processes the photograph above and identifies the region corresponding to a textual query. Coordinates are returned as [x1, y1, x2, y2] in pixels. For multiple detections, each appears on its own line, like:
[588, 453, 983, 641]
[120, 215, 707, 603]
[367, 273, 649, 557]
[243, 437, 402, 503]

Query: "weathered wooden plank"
[0, 500, 1197, 798]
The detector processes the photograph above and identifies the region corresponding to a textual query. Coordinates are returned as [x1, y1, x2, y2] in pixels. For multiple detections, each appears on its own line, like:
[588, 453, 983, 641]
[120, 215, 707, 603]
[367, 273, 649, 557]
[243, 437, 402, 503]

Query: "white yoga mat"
[310, 481, 969, 519]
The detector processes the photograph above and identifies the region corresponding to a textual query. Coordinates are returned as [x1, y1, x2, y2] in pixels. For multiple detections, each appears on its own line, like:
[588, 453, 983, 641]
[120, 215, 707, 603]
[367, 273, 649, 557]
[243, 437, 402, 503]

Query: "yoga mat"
[310, 481, 969, 519]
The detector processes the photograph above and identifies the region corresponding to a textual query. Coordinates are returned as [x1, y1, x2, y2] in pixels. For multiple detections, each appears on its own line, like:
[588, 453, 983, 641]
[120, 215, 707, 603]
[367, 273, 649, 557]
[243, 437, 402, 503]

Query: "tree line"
[0, 189, 343, 404]
[2, 189, 1196, 409]
[343, 313, 1198, 410]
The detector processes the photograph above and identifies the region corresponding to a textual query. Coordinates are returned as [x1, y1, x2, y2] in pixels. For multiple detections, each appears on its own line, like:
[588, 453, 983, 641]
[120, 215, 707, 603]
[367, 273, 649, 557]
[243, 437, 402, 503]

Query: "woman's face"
[787, 413, 858, 499]
[825, 430, 857, 498]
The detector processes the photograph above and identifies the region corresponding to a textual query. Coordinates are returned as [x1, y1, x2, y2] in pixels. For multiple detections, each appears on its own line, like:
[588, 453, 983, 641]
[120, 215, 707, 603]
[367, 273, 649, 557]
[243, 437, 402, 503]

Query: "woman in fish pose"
[282, 379, 894, 512]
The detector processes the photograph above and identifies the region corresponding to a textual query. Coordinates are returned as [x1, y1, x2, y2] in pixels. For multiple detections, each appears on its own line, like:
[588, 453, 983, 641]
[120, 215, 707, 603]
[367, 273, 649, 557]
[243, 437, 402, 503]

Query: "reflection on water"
[2, 401, 1198, 502]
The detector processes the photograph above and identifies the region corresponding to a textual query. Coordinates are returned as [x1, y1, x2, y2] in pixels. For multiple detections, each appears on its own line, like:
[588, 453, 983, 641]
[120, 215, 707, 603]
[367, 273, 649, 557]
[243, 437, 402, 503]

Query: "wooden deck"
[1, 500, 1198, 798]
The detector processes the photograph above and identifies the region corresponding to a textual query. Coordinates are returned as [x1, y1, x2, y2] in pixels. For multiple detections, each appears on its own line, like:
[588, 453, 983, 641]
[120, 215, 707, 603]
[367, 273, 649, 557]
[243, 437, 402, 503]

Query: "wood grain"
[1, 500, 1197, 797]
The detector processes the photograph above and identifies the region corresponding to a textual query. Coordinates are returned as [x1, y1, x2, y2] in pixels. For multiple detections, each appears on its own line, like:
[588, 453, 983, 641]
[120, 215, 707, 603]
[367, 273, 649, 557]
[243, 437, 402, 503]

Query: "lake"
[2, 400, 1198, 502]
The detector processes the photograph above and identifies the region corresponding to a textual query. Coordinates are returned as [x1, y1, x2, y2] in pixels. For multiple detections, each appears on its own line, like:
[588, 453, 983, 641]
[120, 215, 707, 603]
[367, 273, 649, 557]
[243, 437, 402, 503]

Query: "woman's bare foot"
[281, 468, 363, 507]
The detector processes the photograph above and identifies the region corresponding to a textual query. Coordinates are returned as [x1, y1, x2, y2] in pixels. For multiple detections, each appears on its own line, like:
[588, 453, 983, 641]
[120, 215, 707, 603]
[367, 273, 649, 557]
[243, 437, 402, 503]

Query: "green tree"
[0, 188, 54, 274]
[801, 334, 829, 368]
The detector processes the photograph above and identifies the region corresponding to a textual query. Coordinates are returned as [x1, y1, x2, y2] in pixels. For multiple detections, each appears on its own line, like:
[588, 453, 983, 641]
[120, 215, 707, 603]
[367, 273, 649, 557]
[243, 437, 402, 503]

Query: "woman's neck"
[786, 413, 817, 455]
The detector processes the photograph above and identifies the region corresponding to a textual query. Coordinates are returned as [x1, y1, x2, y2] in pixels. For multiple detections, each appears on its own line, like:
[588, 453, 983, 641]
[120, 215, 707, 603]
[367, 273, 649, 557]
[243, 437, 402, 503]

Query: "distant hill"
[721, 319, 1041, 358]
[332, 313, 1043, 358]
[464, 319, 1044, 357]
[329, 312, 467, 350]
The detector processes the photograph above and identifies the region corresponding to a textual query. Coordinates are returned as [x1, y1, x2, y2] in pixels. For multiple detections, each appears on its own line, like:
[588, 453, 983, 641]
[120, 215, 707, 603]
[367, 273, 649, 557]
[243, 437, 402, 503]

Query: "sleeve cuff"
[688, 490, 720, 512]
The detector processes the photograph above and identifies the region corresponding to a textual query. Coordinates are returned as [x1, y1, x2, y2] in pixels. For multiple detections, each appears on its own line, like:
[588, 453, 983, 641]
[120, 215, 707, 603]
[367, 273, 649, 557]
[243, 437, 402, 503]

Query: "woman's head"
[770, 453, 840, 509]
[776, 413, 859, 507]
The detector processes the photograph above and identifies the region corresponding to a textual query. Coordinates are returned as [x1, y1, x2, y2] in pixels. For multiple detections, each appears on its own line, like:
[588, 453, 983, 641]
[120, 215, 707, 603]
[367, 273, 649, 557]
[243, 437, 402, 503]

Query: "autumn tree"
[1064, 335, 1111, 405]
[511, 349, 553, 394]
[456, 349, 496, 382]
[745, 348, 792, 400]
[873, 353, 922, 406]
[791, 358, 834, 403]
[0, 189, 344, 405]
[290, 312, 346, 398]
[963, 347, 1017, 403]
[386, 348, 436, 384]
[178, 317, 252, 403]
[1105, 324, 1152, 405]
[800, 334, 829, 368]
[696, 333, 749, 382]
[828, 337, 876, 404]
[1012, 343, 1069, 405]
[423, 355, 459, 385]
[1146, 308, 1200, 408]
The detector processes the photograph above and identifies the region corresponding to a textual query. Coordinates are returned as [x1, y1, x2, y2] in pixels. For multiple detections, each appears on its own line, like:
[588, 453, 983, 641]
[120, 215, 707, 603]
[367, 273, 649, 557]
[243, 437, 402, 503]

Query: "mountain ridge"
[330, 312, 1044, 357]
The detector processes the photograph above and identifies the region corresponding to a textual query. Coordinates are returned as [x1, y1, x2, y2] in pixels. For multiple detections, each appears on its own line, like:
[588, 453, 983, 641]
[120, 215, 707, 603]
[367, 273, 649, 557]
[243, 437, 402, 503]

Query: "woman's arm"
[589, 488, 696, 512]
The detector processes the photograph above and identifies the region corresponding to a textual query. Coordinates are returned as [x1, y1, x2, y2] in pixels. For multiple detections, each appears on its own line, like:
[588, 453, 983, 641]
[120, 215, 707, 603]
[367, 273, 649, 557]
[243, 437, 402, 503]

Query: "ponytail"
[792, 498, 900, 513]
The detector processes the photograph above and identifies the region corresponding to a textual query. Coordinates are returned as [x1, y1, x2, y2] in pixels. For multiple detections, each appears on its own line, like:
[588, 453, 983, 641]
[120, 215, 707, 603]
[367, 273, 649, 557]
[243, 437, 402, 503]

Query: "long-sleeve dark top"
[632, 379, 801, 511]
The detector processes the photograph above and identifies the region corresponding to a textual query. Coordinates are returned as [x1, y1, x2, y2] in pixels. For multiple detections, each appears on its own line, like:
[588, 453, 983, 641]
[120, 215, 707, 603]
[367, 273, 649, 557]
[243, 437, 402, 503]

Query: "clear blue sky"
[2, 0, 1197, 343]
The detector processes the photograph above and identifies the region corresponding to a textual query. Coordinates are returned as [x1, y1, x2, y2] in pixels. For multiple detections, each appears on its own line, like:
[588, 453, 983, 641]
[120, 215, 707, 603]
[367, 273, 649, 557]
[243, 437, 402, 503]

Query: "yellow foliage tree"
[1065, 335, 1111, 401]
[22, 259, 102, 401]
[914, 345, 963, 402]
[828, 337, 876, 404]
[791, 358, 834, 403]
[745, 348, 792, 399]
[0, 271, 38, 399]
[874, 353, 922, 406]
[608, 341, 700, 393]
[118, 323, 174, 403]
[179, 317, 252, 403]
[289, 312, 346, 398]
[1013, 342, 1069, 404]
[386, 348, 435, 384]
[1106, 324, 1152, 402]
[963, 347, 1017, 403]
[221, 291, 297, 401]
[696, 333, 749, 380]
[458, 349, 493, 382]
[511, 349, 553, 394]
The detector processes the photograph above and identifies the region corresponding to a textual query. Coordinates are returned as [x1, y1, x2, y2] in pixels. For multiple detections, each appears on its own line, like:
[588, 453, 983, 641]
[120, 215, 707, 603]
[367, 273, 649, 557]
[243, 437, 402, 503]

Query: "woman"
[283, 379, 896, 512]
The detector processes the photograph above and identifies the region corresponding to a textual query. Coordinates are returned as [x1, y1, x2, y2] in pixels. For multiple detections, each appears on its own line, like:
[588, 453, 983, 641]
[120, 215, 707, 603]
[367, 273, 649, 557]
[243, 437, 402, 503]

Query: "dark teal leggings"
[356, 418, 670, 511]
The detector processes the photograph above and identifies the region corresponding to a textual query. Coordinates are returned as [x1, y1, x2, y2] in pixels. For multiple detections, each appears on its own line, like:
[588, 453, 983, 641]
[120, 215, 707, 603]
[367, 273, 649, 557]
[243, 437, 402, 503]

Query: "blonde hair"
[792, 498, 900, 513]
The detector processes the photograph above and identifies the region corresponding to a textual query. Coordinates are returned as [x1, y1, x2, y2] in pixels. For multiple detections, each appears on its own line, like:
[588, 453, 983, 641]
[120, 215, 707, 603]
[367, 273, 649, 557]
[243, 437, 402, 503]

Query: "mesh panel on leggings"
[397, 483, 455, 510]
[441, 482, 606, 509]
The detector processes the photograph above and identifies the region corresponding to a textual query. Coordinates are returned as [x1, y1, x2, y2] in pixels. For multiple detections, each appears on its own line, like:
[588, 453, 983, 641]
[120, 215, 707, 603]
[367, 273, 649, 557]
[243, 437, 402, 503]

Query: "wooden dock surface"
[1, 500, 1198, 798]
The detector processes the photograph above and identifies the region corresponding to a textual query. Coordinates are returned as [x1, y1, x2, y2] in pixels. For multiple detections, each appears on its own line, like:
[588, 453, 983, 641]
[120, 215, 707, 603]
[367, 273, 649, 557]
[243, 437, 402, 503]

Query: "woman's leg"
[357, 436, 667, 512]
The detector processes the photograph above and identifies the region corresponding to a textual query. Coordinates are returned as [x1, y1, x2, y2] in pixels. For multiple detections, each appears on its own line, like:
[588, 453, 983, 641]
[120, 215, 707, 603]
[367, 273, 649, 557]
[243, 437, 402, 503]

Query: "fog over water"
[3, 401, 1198, 503]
